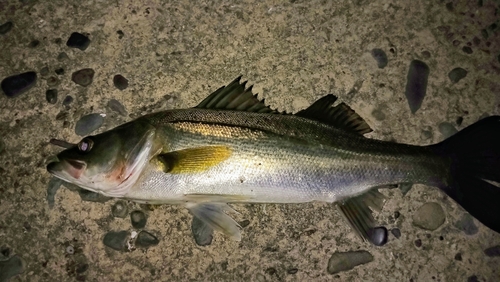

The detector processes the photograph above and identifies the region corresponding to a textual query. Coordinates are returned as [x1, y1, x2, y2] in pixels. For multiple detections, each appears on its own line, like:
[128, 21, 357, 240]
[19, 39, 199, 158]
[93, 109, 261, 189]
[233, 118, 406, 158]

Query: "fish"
[47, 76, 500, 245]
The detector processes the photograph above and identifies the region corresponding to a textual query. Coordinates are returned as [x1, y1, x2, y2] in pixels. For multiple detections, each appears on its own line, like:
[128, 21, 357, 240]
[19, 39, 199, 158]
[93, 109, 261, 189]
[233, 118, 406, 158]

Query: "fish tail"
[429, 116, 500, 233]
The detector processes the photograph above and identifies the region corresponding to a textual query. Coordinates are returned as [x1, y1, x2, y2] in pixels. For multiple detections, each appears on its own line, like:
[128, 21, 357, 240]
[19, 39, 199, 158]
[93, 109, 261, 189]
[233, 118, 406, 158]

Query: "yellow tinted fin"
[157, 146, 232, 173]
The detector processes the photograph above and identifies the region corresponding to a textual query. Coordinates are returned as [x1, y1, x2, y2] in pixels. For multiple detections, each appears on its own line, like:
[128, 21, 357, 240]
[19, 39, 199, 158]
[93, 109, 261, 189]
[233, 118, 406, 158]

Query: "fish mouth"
[47, 159, 87, 180]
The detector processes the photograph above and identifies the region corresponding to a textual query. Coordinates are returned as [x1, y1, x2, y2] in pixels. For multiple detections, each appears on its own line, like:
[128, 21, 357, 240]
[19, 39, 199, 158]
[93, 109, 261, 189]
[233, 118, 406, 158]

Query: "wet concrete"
[1, 0, 499, 281]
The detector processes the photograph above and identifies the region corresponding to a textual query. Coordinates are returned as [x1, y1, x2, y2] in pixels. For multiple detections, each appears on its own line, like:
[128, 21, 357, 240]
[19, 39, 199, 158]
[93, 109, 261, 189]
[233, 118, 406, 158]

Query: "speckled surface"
[1, 0, 499, 281]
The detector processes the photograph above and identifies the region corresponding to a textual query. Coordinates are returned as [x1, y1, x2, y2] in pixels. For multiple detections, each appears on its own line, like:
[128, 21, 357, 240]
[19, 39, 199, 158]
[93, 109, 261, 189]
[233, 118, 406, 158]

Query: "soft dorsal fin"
[196, 76, 278, 114]
[296, 94, 372, 135]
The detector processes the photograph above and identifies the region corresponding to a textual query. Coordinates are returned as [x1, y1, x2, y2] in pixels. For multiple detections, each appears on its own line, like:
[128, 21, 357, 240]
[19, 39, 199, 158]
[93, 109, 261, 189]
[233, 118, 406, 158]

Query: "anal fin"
[336, 190, 388, 246]
[187, 202, 242, 241]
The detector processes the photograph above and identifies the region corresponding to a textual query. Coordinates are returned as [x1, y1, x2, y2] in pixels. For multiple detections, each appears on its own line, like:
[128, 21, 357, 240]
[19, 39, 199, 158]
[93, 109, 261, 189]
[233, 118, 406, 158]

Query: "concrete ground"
[1, 0, 499, 281]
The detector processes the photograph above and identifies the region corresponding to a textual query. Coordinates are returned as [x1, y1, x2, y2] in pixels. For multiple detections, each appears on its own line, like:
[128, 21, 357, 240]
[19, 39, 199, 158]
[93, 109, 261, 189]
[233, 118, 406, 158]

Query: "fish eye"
[78, 138, 94, 153]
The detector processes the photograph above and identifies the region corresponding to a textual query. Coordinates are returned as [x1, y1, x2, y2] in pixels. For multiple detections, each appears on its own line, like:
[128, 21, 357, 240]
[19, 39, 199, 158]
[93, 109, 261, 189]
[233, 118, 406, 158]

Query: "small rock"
[371, 49, 388, 69]
[76, 263, 88, 274]
[0, 139, 5, 154]
[66, 32, 91, 51]
[78, 189, 110, 202]
[371, 108, 385, 121]
[29, 39, 40, 48]
[448, 68, 468, 83]
[40, 66, 49, 76]
[46, 177, 63, 208]
[103, 231, 129, 251]
[117, 30, 124, 39]
[391, 228, 401, 239]
[438, 122, 458, 139]
[405, 60, 429, 114]
[54, 38, 62, 44]
[239, 219, 251, 228]
[111, 201, 128, 218]
[113, 74, 129, 90]
[367, 227, 388, 246]
[45, 89, 58, 104]
[1, 71, 37, 98]
[462, 46, 473, 54]
[130, 210, 147, 229]
[47, 76, 59, 87]
[484, 245, 500, 257]
[454, 213, 478, 235]
[0, 255, 24, 281]
[191, 216, 213, 246]
[0, 21, 13, 35]
[136, 231, 159, 248]
[467, 275, 479, 282]
[0, 246, 10, 258]
[327, 250, 374, 274]
[287, 268, 298, 274]
[422, 130, 433, 139]
[72, 68, 95, 87]
[414, 239, 422, 247]
[57, 52, 69, 61]
[75, 113, 104, 136]
[66, 245, 74, 254]
[107, 99, 128, 116]
[455, 116, 463, 126]
[454, 253, 462, 261]
[63, 95, 74, 106]
[412, 202, 445, 231]
[55, 68, 65, 75]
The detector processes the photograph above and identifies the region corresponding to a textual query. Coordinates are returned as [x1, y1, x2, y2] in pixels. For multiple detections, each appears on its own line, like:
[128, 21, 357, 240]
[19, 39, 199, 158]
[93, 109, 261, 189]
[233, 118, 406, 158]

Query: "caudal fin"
[429, 116, 500, 233]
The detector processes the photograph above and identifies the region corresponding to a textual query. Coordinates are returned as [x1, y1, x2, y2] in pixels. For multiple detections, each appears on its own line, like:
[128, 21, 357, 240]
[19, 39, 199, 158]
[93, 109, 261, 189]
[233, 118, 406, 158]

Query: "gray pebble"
[370, 49, 388, 69]
[371, 108, 385, 121]
[422, 130, 433, 139]
[103, 231, 129, 251]
[57, 52, 69, 61]
[0, 21, 13, 35]
[448, 68, 468, 83]
[1, 71, 37, 98]
[391, 228, 401, 239]
[136, 231, 159, 248]
[454, 213, 478, 235]
[412, 202, 446, 231]
[78, 189, 110, 203]
[130, 210, 147, 229]
[367, 226, 388, 246]
[46, 177, 63, 208]
[107, 99, 128, 116]
[462, 46, 473, 54]
[46, 76, 59, 87]
[72, 68, 95, 87]
[191, 216, 214, 246]
[45, 89, 58, 104]
[40, 66, 49, 76]
[327, 250, 374, 274]
[113, 74, 129, 90]
[484, 245, 500, 257]
[66, 245, 74, 254]
[29, 39, 40, 48]
[0, 255, 24, 282]
[111, 200, 128, 218]
[239, 219, 250, 228]
[438, 122, 458, 139]
[405, 60, 429, 114]
[62, 95, 74, 106]
[75, 113, 104, 136]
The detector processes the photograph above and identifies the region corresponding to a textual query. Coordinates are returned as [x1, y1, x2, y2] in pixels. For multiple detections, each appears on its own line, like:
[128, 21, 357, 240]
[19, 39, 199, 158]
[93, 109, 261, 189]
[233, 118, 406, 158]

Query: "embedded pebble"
[29, 39, 40, 48]
[55, 68, 65, 75]
[0, 255, 24, 281]
[72, 68, 95, 87]
[462, 46, 473, 54]
[40, 66, 49, 76]
[405, 60, 429, 114]
[45, 89, 58, 104]
[414, 239, 422, 247]
[113, 74, 129, 90]
[63, 95, 74, 106]
[0, 246, 10, 258]
[0, 139, 5, 154]
[448, 68, 468, 83]
[327, 250, 374, 274]
[454, 213, 478, 235]
[75, 113, 104, 136]
[57, 52, 69, 61]
[239, 219, 251, 228]
[111, 200, 128, 218]
[78, 189, 110, 203]
[454, 253, 462, 261]
[371, 108, 385, 121]
[136, 231, 159, 248]
[66, 245, 74, 254]
[46, 177, 63, 208]
[371, 49, 388, 69]
[130, 210, 147, 229]
[391, 228, 401, 239]
[103, 231, 129, 251]
[287, 268, 298, 274]
[107, 99, 128, 116]
[399, 183, 413, 196]
[484, 245, 500, 257]
[412, 202, 445, 231]
[0, 21, 13, 35]
[367, 226, 388, 246]
[191, 216, 214, 246]
[47, 76, 59, 87]
[66, 32, 91, 51]
[1, 71, 37, 98]
[467, 275, 479, 282]
[438, 122, 458, 139]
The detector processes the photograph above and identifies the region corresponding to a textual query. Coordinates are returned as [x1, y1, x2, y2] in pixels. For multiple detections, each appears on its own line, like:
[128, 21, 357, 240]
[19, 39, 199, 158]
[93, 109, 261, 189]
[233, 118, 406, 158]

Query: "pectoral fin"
[336, 190, 388, 246]
[157, 146, 232, 174]
[187, 202, 242, 241]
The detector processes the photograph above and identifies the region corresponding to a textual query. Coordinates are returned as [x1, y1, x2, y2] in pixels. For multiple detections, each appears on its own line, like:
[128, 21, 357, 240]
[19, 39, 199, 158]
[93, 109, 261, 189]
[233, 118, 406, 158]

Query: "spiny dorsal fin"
[296, 95, 373, 135]
[196, 76, 278, 114]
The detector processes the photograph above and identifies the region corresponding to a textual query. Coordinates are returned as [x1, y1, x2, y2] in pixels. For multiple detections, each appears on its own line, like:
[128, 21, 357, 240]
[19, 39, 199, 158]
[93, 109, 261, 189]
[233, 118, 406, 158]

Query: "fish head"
[47, 120, 157, 197]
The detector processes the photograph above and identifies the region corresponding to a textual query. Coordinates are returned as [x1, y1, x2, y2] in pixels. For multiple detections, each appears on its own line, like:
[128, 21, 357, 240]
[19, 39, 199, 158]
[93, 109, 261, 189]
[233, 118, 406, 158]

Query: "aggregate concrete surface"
[1, 0, 500, 281]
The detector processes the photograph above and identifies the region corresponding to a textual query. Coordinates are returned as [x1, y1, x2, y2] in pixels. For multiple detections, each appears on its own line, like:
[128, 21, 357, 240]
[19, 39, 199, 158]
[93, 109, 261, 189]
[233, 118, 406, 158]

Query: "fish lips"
[47, 159, 87, 180]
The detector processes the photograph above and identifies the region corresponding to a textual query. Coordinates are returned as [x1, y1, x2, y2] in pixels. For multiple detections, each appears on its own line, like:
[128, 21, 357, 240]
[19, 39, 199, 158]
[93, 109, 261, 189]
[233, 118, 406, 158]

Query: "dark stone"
[66, 32, 90, 51]
[45, 89, 58, 104]
[438, 122, 458, 139]
[136, 231, 159, 248]
[130, 210, 147, 229]
[78, 189, 110, 203]
[191, 216, 213, 246]
[1, 71, 37, 97]
[448, 68, 468, 83]
[117, 30, 124, 39]
[0, 255, 24, 281]
[484, 245, 500, 257]
[367, 226, 388, 246]
[462, 46, 473, 54]
[62, 95, 74, 106]
[288, 268, 298, 274]
[414, 239, 422, 247]
[445, 2, 453, 11]
[0, 246, 10, 257]
[391, 228, 401, 239]
[40, 66, 49, 76]
[29, 39, 40, 48]
[111, 200, 128, 218]
[113, 74, 129, 90]
[405, 60, 429, 114]
[55, 68, 65, 75]
[103, 231, 129, 251]
[456, 116, 463, 126]
[394, 211, 400, 219]
[467, 275, 479, 282]
[239, 219, 251, 228]
[327, 250, 374, 274]
[265, 268, 276, 275]
[472, 37, 481, 46]
[54, 38, 62, 44]
[75, 113, 104, 136]
[454, 213, 478, 235]
[107, 99, 128, 116]
[57, 52, 69, 61]
[454, 253, 462, 261]
[76, 263, 88, 274]
[400, 183, 413, 196]
[371, 49, 388, 69]
[72, 68, 95, 87]
[0, 21, 13, 35]
[452, 40, 461, 46]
